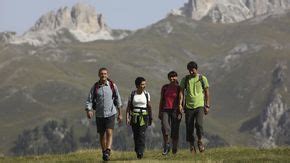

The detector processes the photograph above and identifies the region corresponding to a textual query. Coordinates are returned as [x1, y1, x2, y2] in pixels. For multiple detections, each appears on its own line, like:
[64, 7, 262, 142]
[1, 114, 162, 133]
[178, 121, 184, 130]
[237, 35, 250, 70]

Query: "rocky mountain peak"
[6, 3, 131, 46]
[31, 3, 107, 33]
[252, 63, 289, 148]
[178, 0, 290, 23]
[0, 32, 16, 42]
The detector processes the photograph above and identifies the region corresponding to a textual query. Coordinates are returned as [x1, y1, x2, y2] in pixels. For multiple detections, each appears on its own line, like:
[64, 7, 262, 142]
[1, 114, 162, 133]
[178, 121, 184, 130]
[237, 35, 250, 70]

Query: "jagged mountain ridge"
[31, 3, 106, 33]
[177, 0, 290, 23]
[240, 62, 290, 148]
[5, 3, 130, 46]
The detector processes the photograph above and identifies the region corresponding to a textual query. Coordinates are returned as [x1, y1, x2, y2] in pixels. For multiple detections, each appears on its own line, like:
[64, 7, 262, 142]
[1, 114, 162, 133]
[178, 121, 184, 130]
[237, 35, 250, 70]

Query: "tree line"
[11, 119, 228, 156]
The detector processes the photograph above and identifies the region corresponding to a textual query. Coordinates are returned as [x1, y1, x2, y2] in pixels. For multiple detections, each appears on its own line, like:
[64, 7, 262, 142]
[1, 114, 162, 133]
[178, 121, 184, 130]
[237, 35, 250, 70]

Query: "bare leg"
[105, 129, 113, 150]
[99, 132, 106, 151]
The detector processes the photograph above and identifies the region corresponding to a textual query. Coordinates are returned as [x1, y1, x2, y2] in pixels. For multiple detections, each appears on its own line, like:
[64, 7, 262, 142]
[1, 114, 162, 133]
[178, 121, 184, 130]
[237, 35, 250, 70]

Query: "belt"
[133, 107, 147, 113]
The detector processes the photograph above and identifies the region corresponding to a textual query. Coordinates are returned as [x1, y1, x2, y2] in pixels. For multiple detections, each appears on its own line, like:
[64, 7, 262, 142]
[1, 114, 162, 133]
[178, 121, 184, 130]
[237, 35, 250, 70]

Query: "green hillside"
[1, 13, 290, 155]
[1, 147, 290, 162]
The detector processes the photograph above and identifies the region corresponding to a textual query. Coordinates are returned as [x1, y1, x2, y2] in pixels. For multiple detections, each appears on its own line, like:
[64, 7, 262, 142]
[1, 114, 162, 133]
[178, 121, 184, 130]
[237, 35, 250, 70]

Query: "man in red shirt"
[159, 71, 182, 155]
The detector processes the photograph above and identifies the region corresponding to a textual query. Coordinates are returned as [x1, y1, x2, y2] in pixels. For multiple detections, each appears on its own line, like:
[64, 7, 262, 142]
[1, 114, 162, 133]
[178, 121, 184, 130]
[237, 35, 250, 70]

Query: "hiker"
[85, 67, 122, 161]
[126, 77, 152, 159]
[179, 61, 210, 154]
[159, 71, 182, 155]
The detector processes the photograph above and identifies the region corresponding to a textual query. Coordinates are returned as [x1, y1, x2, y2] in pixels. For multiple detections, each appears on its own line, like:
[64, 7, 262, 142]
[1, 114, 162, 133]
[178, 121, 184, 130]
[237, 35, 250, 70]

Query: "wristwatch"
[205, 105, 210, 108]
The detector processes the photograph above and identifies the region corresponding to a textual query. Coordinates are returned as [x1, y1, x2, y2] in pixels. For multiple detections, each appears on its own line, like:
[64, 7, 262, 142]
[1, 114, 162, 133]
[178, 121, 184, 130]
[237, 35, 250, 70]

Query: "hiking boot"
[162, 143, 170, 155]
[137, 152, 143, 159]
[102, 152, 109, 161]
[197, 140, 205, 153]
[102, 149, 111, 161]
[190, 145, 196, 155]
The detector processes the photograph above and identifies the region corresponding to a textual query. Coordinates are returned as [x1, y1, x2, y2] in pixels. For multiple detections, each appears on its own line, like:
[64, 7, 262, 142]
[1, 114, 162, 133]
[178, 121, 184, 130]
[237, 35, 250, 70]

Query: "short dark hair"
[98, 67, 108, 74]
[168, 71, 178, 78]
[187, 61, 198, 70]
[135, 77, 146, 87]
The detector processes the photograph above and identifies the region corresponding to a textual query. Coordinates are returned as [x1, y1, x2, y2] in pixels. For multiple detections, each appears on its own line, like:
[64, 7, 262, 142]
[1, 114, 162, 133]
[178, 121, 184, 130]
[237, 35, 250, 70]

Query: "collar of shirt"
[98, 80, 109, 87]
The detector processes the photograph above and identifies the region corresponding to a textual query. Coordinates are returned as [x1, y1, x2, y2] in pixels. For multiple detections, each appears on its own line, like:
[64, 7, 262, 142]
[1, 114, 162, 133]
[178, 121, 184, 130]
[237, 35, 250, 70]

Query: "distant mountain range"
[0, 3, 130, 46]
[3, 1, 290, 46]
[1, 0, 290, 155]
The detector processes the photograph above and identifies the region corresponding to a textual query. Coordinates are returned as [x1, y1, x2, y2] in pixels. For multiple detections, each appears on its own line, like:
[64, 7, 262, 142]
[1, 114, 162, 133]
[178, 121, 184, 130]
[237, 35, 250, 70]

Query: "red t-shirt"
[160, 84, 180, 110]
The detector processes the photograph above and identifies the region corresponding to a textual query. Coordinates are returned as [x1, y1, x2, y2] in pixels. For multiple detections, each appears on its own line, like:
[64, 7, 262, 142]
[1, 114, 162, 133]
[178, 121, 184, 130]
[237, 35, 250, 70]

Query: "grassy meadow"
[1, 147, 290, 162]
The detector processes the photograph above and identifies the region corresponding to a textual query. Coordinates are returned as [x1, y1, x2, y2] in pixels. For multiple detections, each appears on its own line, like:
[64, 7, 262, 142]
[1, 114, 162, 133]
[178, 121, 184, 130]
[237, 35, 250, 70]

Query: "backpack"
[92, 78, 117, 110]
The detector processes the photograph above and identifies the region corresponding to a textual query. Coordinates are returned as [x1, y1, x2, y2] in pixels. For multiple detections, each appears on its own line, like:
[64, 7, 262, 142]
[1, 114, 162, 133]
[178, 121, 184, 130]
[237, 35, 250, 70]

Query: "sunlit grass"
[1, 147, 290, 162]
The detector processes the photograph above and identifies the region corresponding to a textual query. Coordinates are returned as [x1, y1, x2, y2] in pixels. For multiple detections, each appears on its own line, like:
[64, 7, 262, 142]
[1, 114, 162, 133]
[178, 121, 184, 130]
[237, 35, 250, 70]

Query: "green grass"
[1, 147, 290, 162]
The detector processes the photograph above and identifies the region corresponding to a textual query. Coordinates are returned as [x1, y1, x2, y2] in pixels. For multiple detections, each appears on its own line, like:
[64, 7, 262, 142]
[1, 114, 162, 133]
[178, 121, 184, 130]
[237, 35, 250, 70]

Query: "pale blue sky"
[0, 0, 187, 35]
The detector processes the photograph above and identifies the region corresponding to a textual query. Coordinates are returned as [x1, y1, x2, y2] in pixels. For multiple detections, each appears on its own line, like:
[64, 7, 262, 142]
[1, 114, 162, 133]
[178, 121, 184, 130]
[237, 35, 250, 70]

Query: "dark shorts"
[161, 110, 181, 139]
[96, 115, 115, 134]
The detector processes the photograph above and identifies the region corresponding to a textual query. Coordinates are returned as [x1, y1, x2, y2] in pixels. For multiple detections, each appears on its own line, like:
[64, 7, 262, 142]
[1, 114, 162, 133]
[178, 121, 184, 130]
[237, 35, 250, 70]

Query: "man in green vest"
[179, 61, 210, 154]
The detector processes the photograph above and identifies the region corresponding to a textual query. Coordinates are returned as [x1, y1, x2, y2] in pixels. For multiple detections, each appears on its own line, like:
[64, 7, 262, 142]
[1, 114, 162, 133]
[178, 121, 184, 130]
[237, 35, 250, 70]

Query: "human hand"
[117, 114, 123, 125]
[179, 104, 184, 113]
[86, 111, 93, 119]
[204, 107, 210, 115]
[126, 116, 131, 126]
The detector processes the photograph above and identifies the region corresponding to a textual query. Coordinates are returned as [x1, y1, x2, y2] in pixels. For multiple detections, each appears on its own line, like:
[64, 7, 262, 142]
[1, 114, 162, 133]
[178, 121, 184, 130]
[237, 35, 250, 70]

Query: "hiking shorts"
[161, 110, 181, 139]
[96, 115, 115, 134]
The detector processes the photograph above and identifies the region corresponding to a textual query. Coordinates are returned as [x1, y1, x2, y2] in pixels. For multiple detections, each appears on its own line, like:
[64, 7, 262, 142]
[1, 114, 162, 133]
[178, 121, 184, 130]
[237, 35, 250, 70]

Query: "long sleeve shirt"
[85, 80, 122, 118]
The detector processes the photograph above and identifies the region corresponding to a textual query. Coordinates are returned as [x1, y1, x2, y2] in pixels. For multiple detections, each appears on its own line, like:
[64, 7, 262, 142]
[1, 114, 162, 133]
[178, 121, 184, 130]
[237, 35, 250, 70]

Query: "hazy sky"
[0, 0, 187, 35]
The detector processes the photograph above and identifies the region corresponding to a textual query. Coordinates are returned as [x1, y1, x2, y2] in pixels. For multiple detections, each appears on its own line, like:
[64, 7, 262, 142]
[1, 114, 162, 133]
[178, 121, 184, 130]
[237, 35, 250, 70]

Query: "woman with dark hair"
[126, 77, 152, 159]
[159, 71, 182, 155]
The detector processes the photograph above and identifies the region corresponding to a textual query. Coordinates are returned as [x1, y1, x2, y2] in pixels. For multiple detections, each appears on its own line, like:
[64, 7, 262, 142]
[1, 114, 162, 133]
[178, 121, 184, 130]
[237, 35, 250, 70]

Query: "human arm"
[126, 93, 132, 125]
[179, 87, 184, 113]
[85, 85, 95, 119]
[146, 92, 153, 126]
[203, 76, 210, 115]
[179, 78, 185, 113]
[114, 84, 123, 124]
[158, 86, 164, 120]
[204, 87, 210, 115]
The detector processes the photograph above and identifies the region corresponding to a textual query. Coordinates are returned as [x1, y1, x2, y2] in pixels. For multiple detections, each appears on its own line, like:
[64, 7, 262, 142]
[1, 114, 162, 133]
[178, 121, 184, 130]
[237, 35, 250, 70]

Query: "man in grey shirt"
[85, 67, 122, 161]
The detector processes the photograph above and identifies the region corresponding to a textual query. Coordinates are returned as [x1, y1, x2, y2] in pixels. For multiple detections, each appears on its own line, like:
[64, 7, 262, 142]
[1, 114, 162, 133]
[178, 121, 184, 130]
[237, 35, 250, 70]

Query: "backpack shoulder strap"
[144, 91, 151, 111]
[92, 81, 99, 110]
[199, 74, 205, 92]
[184, 75, 191, 90]
[107, 78, 117, 99]
[130, 90, 135, 111]
[93, 81, 99, 96]
[144, 91, 149, 104]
